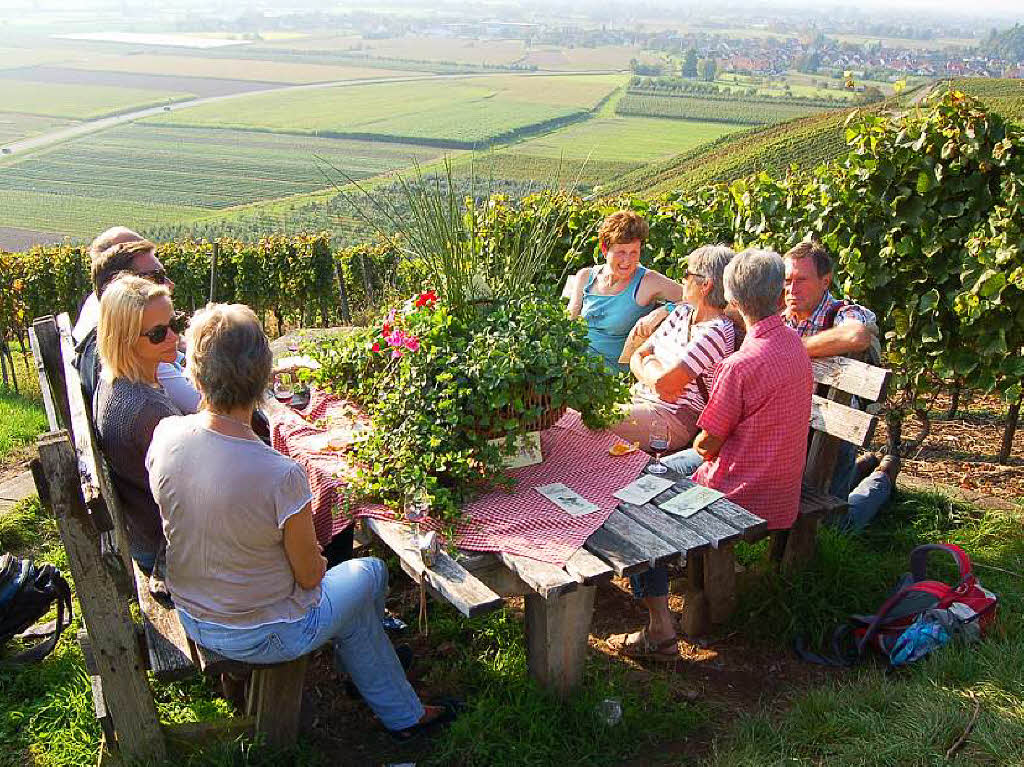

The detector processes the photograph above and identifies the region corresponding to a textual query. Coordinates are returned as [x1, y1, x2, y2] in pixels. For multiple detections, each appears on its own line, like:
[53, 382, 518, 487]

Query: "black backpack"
[0, 553, 73, 664]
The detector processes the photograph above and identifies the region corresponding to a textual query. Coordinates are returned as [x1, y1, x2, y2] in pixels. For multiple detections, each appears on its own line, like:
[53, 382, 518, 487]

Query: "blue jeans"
[841, 472, 892, 533]
[662, 448, 704, 477]
[630, 566, 669, 599]
[178, 557, 424, 731]
[629, 451, 701, 600]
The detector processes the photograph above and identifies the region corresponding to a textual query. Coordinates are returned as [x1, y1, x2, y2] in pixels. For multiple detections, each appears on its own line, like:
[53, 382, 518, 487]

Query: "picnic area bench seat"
[29, 313, 311, 764]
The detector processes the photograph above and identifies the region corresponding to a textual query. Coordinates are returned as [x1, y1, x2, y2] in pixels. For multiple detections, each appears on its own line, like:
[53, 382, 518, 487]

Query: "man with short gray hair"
[689, 249, 813, 530]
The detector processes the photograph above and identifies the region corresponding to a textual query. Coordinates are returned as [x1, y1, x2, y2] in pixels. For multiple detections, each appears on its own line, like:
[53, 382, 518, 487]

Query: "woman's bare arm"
[636, 270, 684, 307]
[282, 503, 327, 590]
[566, 268, 590, 318]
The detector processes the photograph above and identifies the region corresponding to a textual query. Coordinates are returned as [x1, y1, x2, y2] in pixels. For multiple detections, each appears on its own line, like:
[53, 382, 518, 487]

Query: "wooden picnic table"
[261, 390, 766, 696]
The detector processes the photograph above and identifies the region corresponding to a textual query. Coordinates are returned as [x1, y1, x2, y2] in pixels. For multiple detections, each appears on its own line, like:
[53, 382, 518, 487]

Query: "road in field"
[0, 69, 622, 157]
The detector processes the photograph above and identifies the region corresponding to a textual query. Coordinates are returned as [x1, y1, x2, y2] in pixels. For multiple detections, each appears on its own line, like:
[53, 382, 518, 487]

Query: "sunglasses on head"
[685, 270, 707, 280]
[141, 311, 187, 345]
[135, 268, 170, 285]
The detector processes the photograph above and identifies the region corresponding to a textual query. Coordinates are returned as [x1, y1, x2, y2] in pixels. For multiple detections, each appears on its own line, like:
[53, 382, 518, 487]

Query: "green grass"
[0, 124, 453, 213]
[0, 80, 194, 120]
[0, 340, 45, 464]
[145, 74, 624, 145]
[4, 458, 1021, 765]
[711, 489, 1024, 765]
[0, 498, 239, 767]
[616, 93, 828, 126]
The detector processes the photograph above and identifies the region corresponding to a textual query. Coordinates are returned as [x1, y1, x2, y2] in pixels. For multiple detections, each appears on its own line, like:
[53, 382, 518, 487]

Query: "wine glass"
[273, 373, 294, 406]
[648, 419, 670, 474]
[403, 489, 430, 543]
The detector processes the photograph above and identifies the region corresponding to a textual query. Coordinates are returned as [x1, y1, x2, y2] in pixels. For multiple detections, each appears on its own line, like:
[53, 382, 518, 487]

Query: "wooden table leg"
[247, 655, 309, 748]
[680, 550, 709, 637]
[781, 515, 820, 571]
[524, 585, 595, 697]
[703, 543, 737, 625]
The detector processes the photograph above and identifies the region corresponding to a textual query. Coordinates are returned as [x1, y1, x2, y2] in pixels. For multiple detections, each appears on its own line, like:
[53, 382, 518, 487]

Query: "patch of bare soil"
[872, 393, 1024, 503]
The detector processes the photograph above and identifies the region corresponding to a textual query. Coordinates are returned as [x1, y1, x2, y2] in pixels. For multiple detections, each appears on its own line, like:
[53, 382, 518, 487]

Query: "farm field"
[616, 92, 827, 125]
[0, 45, 75, 69]
[0, 188, 205, 238]
[0, 79, 193, 119]
[265, 34, 527, 65]
[0, 112, 72, 144]
[147, 74, 624, 145]
[60, 53, 418, 84]
[499, 115, 744, 165]
[0, 123, 451, 214]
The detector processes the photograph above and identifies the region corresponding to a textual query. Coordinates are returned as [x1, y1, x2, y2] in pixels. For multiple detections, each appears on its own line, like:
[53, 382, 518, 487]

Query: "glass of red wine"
[273, 373, 294, 406]
[648, 419, 670, 474]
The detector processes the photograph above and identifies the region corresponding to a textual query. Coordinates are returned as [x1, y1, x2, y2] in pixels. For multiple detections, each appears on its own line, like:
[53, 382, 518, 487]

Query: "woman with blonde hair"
[146, 303, 457, 739]
[94, 273, 186, 572]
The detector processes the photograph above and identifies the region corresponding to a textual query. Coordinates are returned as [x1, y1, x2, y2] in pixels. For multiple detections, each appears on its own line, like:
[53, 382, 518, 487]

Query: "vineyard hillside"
[601, 106, 865, 196]
[605, 79, 1024, 197]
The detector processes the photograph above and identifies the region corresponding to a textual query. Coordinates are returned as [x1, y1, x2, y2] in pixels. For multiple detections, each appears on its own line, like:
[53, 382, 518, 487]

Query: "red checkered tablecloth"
[271, 389, 649, 566]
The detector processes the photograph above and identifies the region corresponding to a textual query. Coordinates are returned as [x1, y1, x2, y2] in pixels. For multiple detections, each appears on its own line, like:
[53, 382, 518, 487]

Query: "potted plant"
[308, 163, 628, 530]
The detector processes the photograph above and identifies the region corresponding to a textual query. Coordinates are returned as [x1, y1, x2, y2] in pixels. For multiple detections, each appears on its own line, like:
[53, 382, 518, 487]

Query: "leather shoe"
[877, 454, 901, 483]
[853, 452, 881, 485]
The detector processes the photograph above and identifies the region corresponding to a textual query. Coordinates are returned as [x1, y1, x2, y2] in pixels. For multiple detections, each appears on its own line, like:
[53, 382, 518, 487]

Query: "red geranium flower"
[415, 290, 438, 308]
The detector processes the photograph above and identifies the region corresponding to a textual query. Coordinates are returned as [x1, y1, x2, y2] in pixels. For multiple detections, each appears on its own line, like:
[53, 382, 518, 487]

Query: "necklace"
[207, 410, 254, 433]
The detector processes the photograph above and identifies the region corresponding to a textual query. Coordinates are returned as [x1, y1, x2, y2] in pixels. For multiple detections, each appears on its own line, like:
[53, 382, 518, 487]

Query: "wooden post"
[334, 261, 351, 324]
[245, 656, 309, 748]
[37, 433, 166, 762]
[679, 550, 709, 637]
[209, 242, 219, 304]
[703, 543, 737, 625]
[29, 326, 59, 430]
[524, 585, 595, 697]
[32, 316, 72, 434]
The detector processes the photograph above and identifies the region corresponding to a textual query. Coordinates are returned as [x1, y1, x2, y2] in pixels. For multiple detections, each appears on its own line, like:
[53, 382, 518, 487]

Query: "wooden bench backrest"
[805, 354, 891, 491]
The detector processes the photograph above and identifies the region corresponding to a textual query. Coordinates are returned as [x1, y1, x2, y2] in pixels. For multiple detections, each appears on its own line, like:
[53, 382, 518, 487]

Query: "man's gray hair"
[724, 248, 785, 321]
[186, 303, 272, 412]
[687, 244, 736, 309]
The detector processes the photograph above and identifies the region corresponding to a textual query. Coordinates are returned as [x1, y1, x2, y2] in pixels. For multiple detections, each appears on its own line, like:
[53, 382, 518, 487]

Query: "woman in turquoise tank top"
[566, 211, 684, 371]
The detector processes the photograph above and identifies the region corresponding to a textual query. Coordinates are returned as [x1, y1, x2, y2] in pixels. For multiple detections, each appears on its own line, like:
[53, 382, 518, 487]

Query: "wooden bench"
[771, 354, 891, 567]
[30, 313, 310, 764]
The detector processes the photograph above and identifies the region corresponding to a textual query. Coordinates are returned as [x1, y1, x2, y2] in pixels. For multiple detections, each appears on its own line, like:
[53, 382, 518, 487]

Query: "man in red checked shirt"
[612, 250, 812, 661]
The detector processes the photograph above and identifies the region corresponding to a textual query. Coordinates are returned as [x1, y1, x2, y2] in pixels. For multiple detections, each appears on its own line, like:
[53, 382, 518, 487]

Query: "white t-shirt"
[633, 304, 735, 414]
[147, 414, 318, 628]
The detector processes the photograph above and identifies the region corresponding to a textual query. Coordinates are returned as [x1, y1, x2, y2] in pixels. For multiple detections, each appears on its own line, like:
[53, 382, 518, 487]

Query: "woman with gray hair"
[609, 244, 738, 453]
[612, 249, 812, 661]
[145, 303, 456, 739]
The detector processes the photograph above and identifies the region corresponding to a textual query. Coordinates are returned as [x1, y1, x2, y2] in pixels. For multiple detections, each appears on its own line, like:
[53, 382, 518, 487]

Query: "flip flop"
[611, 628, 679, 661]
[389, 698, 463, 742]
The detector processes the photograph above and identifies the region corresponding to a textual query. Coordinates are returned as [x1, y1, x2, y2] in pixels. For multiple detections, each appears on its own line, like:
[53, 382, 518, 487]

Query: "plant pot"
[474, 387, 566, 439]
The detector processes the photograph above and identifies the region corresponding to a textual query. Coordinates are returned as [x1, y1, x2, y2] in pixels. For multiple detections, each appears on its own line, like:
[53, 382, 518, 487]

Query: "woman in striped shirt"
[609, 245, 737, 453]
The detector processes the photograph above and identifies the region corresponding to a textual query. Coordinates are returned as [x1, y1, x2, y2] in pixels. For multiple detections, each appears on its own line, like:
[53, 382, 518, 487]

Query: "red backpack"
[796, 544, 998, 666]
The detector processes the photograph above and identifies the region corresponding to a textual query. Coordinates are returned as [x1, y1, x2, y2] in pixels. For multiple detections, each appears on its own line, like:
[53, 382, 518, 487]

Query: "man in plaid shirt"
[782, 242, 898, 531]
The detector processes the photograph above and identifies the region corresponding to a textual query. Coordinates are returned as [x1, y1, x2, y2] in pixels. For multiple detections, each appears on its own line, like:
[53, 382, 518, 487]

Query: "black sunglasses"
[141, 311, 187, 345]
[685, 270, 707, 280]
[136, 268, 170, 285]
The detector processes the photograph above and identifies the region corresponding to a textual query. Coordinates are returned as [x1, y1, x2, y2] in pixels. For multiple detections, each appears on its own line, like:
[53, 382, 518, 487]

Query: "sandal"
[611, 628, 679, 661]
[389, 698, 462, 742]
